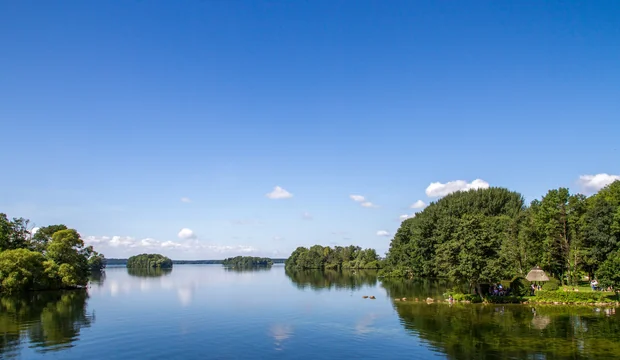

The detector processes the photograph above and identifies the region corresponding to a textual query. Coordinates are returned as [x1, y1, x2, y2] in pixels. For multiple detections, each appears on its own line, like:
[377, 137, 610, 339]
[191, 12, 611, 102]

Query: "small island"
[0, 215, 106, 294]
[286, 245, 382, 270]
[127, 253, 173, 268]
[222, 256, 273, 268]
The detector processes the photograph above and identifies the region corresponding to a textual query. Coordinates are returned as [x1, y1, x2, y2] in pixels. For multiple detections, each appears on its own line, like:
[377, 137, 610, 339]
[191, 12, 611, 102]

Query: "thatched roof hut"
[526, 266, 549, 282]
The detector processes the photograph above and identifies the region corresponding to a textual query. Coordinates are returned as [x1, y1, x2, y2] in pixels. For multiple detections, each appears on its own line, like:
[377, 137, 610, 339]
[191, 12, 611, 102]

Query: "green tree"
[436, 214, 509, 297]
[31, 224, 68, 253]
[596, 250, 620, 296]
[0, 249, 46, 293]
[0, 214, 31, 251]
[44, 229, 91, 288]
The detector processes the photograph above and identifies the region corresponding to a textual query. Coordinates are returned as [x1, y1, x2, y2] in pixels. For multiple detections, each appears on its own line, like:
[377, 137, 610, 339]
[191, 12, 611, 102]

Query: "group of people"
[489, 284, 512, 296]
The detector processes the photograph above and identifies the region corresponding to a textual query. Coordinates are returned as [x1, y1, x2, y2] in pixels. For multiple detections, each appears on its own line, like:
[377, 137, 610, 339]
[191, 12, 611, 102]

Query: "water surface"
[1, 265, 618, 359]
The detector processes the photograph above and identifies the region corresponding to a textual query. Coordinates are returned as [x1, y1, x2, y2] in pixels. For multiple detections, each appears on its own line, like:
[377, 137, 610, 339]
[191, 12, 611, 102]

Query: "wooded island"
[0, 217, 106, 294]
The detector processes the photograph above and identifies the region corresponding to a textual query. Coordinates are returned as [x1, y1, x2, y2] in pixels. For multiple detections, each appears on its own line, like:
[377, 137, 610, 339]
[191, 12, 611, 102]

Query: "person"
[591, 279, 598, 291]
[530, 283, 536, 296]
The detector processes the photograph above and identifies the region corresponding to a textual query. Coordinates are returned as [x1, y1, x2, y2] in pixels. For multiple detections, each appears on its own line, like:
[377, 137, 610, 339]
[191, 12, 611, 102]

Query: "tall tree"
[31, 224, 68, 253]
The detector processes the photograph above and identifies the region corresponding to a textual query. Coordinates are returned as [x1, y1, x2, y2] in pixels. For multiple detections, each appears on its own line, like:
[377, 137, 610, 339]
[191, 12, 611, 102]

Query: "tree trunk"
[477, 283, 484, 302]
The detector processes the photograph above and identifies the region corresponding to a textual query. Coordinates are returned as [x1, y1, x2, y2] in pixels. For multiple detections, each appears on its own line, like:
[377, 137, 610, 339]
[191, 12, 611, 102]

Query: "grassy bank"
[442, 290, 619, 305]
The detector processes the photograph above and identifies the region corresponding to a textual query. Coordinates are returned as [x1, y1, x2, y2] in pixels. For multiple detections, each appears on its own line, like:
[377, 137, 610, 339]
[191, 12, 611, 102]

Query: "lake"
[1, 265, 619, 359]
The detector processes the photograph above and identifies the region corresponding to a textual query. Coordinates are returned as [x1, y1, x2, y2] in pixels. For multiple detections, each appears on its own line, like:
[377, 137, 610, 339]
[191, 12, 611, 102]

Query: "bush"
[452, 293, 481, 303]
[542, 278, 560, 291]
[510, 276, 531, 297]
[531, 290, 616, 304]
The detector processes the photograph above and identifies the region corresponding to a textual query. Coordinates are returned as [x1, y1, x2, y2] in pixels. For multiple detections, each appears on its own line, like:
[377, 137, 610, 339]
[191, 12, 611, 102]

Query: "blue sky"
[1, 1, 619, 259]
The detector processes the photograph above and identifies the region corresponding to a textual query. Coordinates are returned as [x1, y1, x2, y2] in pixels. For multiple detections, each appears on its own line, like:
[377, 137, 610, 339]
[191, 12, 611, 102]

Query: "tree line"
[0, 214, 106, 294]
[221, 256, 273, 267]
[380, 181, 620, 293]
[285, 245, 382, 270]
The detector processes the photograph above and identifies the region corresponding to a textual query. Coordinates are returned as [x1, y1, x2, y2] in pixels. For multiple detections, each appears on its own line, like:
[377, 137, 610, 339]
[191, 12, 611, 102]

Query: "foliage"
[222, 256, 273, 267]
[509, 276, 531, 297]
[542, 278, 560, 291]
[0, 249, 46, 293]
[285, 245, 381, 270]
[596, 250, 620, 293]
[126, 253, 173, 268]
[529, 290, 617, 304]
[0, 218, 104, 294]
[0, 214, 31, 251]
[31, 224, 68, 252]
[88, 250, 106, 271]
[382, 182, 620, 291]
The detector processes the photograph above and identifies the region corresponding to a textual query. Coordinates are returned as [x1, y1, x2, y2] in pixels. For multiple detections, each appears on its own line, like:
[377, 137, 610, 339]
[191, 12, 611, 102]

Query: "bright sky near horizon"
[1, 1, 619, 259]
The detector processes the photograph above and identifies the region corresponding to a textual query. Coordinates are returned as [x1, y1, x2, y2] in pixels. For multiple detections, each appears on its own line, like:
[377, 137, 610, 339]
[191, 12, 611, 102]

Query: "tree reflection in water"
[0, 291, 94, 357]
[285, 268, 377, 291]
[224, 266, 272, 273]
[127, 267, 172, 278]
[381, 278, 620, 360]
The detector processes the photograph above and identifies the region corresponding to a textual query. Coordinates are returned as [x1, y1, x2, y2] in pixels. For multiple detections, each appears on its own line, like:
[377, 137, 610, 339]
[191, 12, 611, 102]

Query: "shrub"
[452, 293, 481, 303]
[542, 278, 560, 291]
[510, 276, 531, 297]
[531, 290, 616, 304]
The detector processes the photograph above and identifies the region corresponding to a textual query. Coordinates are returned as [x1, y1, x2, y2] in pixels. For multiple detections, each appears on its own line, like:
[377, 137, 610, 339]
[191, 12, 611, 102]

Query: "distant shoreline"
[105, 258, 288, 266]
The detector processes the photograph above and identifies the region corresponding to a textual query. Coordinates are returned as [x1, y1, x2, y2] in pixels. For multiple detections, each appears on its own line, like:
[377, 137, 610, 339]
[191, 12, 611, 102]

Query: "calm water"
[1, 265, 619, 359]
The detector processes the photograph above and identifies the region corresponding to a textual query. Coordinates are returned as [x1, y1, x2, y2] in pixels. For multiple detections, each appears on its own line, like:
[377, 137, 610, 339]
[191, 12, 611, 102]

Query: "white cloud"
[140, 238, 157, 247]
[84, 235, 259, 258]
[273, 236, 283, 241]
[31, 227, 40, 235]
[410, 200, 426, 209]
[350, 194, 378, 208]
[578, 173, 620, 193]
[425, 179, 490, 197]
[350, 195, 366, 202]
[161, 240, 183, 248]
[376, 230, 390, 237]
[399, 214, 414, 221]
[302, 211, 313, 220]
[178, 228, 197, 240]
[266, 186, 293, 199]
[109, 236, 136, 247]
[180, 197, 192, 203]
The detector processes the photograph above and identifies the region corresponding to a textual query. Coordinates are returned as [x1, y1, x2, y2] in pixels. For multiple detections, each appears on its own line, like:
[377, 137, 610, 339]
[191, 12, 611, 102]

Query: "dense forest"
[126, 253, 173, 268]
[286, 245, 382, 270]
[381, 181, 620, 293]
[221, 256, 273, 267]
[0, 215, 106, 294]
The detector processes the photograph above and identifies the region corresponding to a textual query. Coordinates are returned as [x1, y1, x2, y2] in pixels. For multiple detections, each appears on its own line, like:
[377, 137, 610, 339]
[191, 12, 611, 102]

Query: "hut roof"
[526, 266, 550, 282]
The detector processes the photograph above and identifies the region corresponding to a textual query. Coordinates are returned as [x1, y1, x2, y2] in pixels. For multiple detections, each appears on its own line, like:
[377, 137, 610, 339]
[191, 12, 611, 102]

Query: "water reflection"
[269, 323, 294, 351]
[127, 267, 173, 277]
[285, 269, 377, 291]
[89, 271, 106, 288]
[0, 291, 93, 357]
[381, 278, 460, 300]
[224, 266, 272, 273]
[391, 301, 620, 359]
